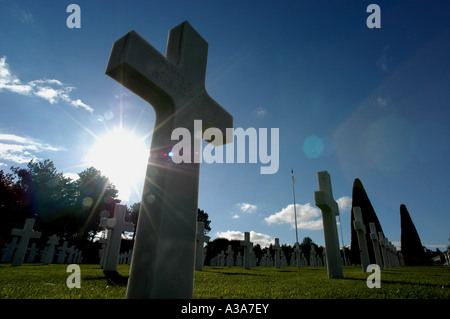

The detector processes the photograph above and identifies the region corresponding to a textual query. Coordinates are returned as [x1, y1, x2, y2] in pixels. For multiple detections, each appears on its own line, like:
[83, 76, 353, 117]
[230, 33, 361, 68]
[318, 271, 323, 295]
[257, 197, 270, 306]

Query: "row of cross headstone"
[209, 240, 330, 268]
[1, 218, 83, 266]
[352, 206, 405, 272]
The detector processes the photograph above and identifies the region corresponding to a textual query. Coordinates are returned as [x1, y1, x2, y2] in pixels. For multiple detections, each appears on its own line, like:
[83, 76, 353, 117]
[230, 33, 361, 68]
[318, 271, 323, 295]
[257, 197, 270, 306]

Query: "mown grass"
[0, 264, 448, 299]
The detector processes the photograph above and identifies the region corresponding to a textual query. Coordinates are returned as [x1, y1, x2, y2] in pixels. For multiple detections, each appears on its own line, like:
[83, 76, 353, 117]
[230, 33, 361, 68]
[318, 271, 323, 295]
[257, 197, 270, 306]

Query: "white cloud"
[0, 56, 93, 113]
[254, 106, 267, 117]
[264, 202, 323, 230]
[0, 133, 65, 164]
[215, 230, 274, 248]
[236, 202, 258, 214]
[336, 196, 352, 213]
[265, 196, 352, 230]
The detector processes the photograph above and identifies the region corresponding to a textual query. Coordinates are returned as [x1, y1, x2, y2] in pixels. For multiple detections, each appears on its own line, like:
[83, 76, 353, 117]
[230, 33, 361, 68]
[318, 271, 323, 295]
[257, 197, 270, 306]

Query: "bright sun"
[84, 128, 149, 202]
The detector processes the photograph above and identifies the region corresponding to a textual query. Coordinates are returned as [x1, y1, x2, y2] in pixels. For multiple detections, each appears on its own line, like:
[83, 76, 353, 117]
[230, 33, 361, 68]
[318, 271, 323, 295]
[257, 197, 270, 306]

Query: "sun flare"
[84, 128, 149, 202]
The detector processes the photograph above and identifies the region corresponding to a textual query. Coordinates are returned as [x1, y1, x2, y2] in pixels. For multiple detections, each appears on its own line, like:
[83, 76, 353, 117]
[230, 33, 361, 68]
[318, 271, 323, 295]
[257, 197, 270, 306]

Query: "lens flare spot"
[303, 135, 324, 158]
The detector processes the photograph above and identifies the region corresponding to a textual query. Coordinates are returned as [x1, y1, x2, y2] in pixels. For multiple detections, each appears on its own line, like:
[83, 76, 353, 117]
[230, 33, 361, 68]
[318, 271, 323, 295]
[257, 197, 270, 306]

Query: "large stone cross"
[314, 171, 343, 279]
[100, 204, 134, 272]
[11, 218, 41, 267]
[352, 207, 370, 272]
[273, 238, 281, 269]
[195, 222, 210, 271]
[106, 21, 232, 298]
[240, 232, 253, 270]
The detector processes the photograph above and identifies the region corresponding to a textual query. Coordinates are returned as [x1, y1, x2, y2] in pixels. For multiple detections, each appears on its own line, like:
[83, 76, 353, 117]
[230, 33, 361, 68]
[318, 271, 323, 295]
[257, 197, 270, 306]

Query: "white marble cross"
[293, 242, 302, 268]
[195, 222, 210, 271]
[240, 232, 253, 270]
[310, 245, 317, 267]
[57, 241, 69, 264]
[353, 207, 370, 272]
[43, 234, 60, 265]
[106, 21, 232, 298]
[67, 245, 76, 264]
[226, 245, 234, 267]
[314, 171, 343, 279]
[378, 232, 390, 268]
[369, 222, 383, 269]
[11, 218, 42, 267]
[26, 242, 38, 263]
[1, 237, 18, 263]
[100, 204, 134, 272]
[99, 230, 110, 268]
[273, 238, 281, 269]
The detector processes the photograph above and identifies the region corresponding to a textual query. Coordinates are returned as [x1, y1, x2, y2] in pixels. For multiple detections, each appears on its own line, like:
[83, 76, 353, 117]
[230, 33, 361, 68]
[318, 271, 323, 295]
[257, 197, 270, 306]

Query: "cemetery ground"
[0, 264, 448, 299]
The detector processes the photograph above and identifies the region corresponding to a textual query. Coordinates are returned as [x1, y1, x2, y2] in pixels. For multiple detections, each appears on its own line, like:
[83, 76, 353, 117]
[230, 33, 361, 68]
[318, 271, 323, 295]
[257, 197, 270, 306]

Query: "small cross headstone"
[310, 245, 317, 267]
[195, 222, 210, 271]
[67, 245, 76, 264]
[314, 171, 343, 279]
[57, 241, 69, 264]
[240, 232, 253, 270]
[273, 238, 281, 269]
[280, 251, 288, 267]
[43, 234, 60, 265]
[1, 237, 18, 263]
[235, 252, 242, 267]
[100, 204, 135, 272]
[99, 230, 110, 268]
[226, 245, 234, 267]
[378, 232, 390, 268]
[369, 222, 383, 269]
[11, 218, 42, 267]
[353, 207, 370, 272]
[26, 243, 38, 263]
[293, 242, 302, 268]
[218, 251, 225, 267]
[107, 21, 233, 298]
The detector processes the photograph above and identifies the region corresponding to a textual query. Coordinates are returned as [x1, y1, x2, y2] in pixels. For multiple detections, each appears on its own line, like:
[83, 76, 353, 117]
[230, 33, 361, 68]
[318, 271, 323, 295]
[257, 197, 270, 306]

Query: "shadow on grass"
[103, 270, 129, 286]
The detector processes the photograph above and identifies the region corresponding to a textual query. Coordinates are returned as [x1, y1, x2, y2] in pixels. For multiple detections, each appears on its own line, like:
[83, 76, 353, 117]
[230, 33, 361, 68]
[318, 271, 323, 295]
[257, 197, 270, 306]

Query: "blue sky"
[0, 1, 449, 251]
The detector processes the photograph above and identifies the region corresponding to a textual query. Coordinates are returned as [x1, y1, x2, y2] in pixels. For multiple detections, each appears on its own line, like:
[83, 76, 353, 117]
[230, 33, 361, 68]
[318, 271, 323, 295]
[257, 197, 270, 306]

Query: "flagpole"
[291, 169, 299, 244]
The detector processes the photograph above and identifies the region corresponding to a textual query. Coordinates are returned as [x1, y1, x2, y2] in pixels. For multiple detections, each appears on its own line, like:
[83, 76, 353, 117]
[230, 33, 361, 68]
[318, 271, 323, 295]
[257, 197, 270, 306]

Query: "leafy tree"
[11, 160, 78, 239]
[74, 166, 119, 242]
[197, 208, 211, 234]
[0, 169, 29, 244]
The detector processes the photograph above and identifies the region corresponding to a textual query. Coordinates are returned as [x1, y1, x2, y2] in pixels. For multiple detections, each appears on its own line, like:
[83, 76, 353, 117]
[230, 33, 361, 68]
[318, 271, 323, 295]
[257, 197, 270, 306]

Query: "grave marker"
[369, 222, 383, 268]
[353, 207, 370, 272]
[57, 241, 69, 264]
[240, 232, 253, 270]
[11, 218, 41, 267]
[293, 242, 302, 268]
[273, 238, 281, 269]
[100, 204, 134, 272]
[314, 171, 343, 279]
[1, 237, 18, 263]
[195, 222, 210, 271]
[43, 234, 60, 265]
[106, 20, 232, 298]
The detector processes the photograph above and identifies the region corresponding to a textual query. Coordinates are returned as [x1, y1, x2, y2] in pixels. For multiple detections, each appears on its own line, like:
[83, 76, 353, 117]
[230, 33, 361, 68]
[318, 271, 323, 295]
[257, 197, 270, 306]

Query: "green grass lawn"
[0, 264, 448, 299]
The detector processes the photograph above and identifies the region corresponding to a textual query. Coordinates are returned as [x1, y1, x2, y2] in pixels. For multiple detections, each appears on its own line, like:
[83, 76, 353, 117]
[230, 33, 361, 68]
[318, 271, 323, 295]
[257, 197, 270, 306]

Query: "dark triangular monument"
[350, 178, 385, 265]
[400, 204, 425, 265]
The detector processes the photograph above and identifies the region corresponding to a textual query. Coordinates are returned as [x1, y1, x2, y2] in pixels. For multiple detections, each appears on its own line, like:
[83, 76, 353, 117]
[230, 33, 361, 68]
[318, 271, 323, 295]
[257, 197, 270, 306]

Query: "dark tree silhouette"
[349, 178, 385, 265]
[400, 204, 425, 265]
